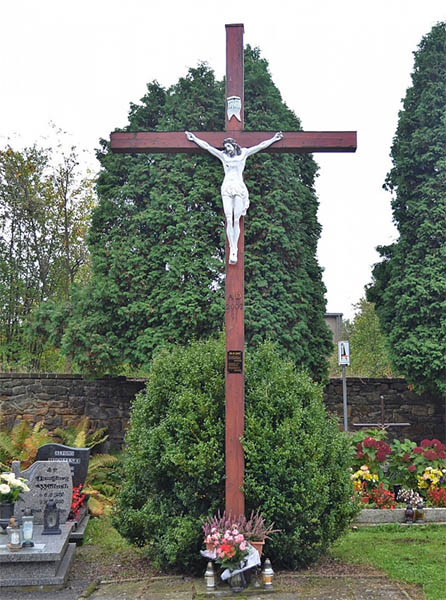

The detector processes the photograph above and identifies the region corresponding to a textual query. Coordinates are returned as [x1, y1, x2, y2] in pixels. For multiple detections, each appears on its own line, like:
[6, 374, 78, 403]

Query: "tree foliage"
[113, 337, 356, 572]
[367, 23, 446, 394]
[0, 143, 94, 370]
[62, 47, 331, 377]
[328, 298, 394, 378]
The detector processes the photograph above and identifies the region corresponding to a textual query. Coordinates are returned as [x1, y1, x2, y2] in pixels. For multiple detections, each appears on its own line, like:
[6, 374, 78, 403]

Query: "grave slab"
[355, 507, 446, 524]
[0, 523, 76, 588]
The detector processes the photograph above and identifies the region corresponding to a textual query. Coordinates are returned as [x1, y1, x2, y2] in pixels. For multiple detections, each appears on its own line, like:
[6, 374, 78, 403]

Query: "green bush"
[113, 337, 357, 572]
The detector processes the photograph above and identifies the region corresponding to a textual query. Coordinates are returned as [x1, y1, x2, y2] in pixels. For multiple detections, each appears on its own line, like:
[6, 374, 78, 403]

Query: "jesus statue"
[185, 130, 283, 264]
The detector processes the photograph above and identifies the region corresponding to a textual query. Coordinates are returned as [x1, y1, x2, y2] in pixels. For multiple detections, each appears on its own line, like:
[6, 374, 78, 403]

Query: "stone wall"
[1, 374, 444, 448]
[0, 373, 146, 450]
[324, 377, 445, 443]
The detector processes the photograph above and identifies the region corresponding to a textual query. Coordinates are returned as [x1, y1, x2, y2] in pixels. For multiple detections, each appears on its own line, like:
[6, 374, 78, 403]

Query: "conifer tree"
[368, 23, 446, 394]
[63, 48, 332, 377]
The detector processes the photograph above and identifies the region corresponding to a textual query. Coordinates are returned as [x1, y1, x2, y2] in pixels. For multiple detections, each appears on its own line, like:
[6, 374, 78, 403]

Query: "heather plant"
[202, 510, 278, 544]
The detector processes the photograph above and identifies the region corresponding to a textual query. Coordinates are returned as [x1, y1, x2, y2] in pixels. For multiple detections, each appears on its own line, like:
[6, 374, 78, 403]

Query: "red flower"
[420, 439, 433, 448]
[356, 442, 363, 450]
[408, 464, 417, 473]
[423, 450, 437, 461]
[356, 451, 365, 459]
[402, 452, 410, 462]
[363, 437, 378, 448]
[427, 487, 446, 507]
[376, 451, 387, 462]
[218, 543, 235, 558]
[413, 447, 423, 454]
[432, 439, 445, 451]
[437, 451, 446, 459]
[377, 442, 391, 453]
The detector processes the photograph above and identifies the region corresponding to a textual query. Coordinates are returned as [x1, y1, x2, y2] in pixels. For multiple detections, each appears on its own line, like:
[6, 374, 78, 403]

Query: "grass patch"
[331, 524, 446, 600]
[83, 516, 132, 553]
[76, 516, 154, 582]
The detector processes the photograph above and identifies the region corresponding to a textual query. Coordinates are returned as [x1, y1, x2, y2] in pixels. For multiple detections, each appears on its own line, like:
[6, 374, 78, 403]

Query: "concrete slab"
[86, 575, 424, 600]
[0, 542, 76, 588]
[0, 524, 76, 588]
[355, 507, 446, 525]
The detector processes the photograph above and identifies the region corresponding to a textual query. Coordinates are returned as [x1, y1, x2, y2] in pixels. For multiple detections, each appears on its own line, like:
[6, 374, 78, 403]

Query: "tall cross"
[111, 24, 357, 517]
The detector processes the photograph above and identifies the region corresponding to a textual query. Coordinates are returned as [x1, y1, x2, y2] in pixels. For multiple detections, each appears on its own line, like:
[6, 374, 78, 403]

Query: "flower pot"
[250, 540, 265, 556]
[0, 502, 15, 534]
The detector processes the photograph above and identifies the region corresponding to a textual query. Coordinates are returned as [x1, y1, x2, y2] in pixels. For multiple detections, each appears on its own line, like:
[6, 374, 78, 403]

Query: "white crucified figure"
[185, 131, 283, 264]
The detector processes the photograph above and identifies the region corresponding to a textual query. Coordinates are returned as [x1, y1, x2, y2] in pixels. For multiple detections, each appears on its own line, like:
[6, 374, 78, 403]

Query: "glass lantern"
[6, 517, 22, 551]
[22, 508, 34, 547]
[42, 500, 61, 535]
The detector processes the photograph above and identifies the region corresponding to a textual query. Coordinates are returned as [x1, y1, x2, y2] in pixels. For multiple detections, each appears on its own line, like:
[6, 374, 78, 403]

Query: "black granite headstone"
[36, 444, 90, 488]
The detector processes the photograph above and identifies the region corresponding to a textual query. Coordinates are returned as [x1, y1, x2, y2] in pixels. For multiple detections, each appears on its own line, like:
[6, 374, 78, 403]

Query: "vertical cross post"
[225, 24, 245, 517]
[109, 22, 357, 519]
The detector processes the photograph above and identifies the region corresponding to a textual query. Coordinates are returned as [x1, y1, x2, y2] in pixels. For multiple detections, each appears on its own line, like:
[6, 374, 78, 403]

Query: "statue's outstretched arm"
[185, 131, 224, 160]
[245, 131, 283, 157]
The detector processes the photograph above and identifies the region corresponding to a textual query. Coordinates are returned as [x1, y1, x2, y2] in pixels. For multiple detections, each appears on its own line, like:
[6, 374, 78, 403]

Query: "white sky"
[1, 1, 444, 320]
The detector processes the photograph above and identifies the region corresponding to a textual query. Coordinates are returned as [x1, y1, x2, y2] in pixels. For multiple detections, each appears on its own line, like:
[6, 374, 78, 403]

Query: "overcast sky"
[1, 1, 445, 320]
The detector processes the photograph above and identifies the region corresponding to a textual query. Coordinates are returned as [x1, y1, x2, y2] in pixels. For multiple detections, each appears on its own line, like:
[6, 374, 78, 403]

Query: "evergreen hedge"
[113, 337, 357, 572]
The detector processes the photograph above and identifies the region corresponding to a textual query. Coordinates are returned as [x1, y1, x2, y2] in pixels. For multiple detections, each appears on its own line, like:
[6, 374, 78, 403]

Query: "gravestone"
[0, 462, 76, 588]
[36, 443, 90, 488]
[12, 460, 72, 525]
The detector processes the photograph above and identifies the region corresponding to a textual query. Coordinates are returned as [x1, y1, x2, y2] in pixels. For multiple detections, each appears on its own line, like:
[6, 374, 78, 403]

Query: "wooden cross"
[110, 24, 357, 518]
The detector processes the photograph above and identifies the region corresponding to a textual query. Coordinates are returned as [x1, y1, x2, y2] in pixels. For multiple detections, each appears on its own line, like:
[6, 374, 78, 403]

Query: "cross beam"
[110, 130, 357, 154]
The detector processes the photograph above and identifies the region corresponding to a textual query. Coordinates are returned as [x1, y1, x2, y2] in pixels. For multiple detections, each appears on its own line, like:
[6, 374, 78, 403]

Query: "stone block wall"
[324, 377, 445, 443]
[0, 373, 146, 449]
[1, 374, 444, 448]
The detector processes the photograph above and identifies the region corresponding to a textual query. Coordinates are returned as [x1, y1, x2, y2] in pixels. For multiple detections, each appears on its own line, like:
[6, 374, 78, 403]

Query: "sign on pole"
[338, 341, 350, 431]
[338, 341, 350, 366]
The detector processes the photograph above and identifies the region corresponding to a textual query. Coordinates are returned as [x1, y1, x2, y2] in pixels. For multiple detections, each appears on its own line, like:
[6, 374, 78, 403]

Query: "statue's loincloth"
[221, 181, 250, 214]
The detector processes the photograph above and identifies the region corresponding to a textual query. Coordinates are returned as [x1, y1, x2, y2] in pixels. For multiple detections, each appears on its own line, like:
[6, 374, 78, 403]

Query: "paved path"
[86, 574, 424, 600]
[0, 573, 425, 599]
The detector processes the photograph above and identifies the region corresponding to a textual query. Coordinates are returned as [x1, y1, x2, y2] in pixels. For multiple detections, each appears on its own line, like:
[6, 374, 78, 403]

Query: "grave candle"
[22, 508, 34, 547]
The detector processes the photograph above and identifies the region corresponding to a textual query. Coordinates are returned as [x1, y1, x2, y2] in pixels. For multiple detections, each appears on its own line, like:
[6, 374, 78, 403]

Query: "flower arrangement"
[213, 525, 250, 571]
[395, 487, 423, 506]
[368, 483, 396, 509]
[417, 467, 446, 491]
[349, 435, 446, 508]
[0, 472, 30, 503]
[427, 487, 446, 507]
[351, 429, 392, 480]
[351, 465, 379, 501]
[69, 484, 87, 521]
